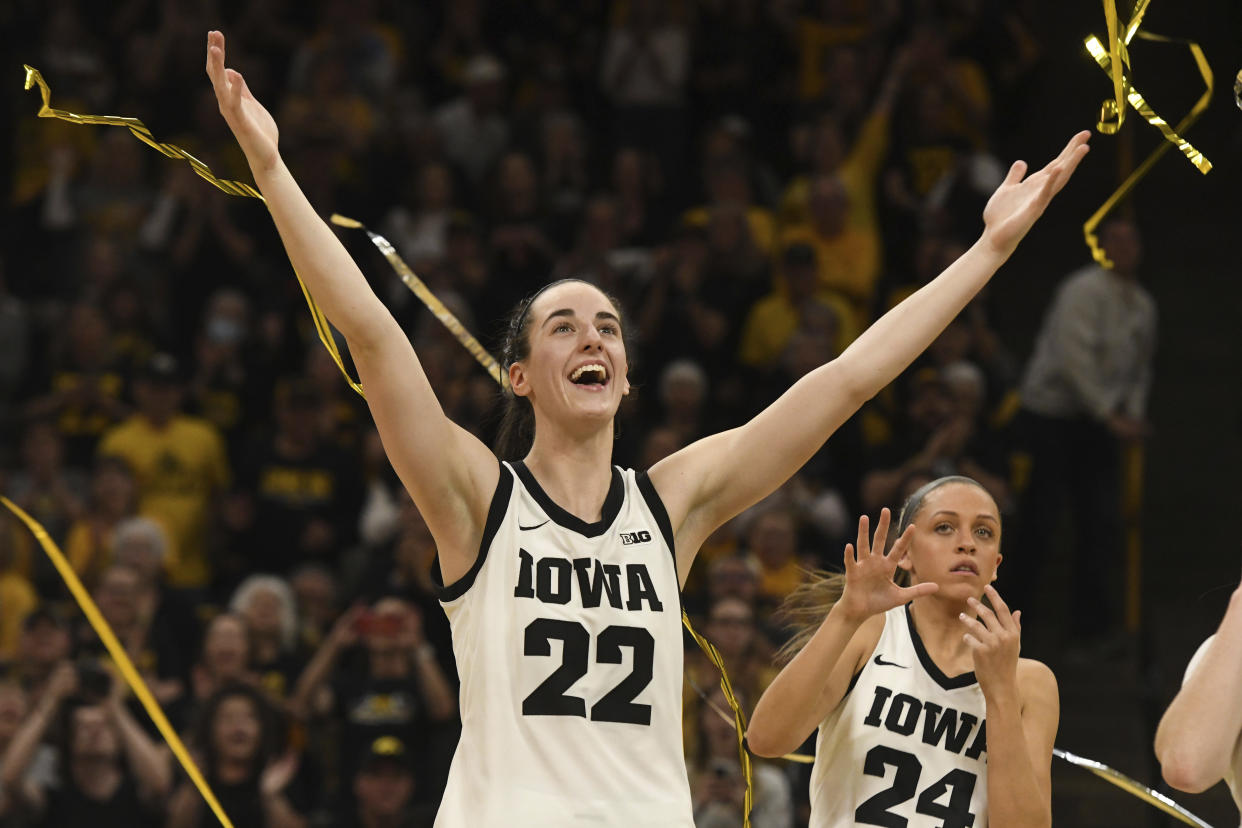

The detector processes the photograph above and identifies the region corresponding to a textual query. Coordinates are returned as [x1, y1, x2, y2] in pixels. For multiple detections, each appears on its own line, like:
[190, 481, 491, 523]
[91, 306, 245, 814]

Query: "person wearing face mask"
[205, 28, 1087, 825]
[748, 478, 1057, 827]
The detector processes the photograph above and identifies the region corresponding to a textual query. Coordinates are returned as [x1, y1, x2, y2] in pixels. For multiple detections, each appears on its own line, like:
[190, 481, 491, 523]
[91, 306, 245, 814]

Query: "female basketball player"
[206, 30, 1084, 826]
[747, 477, 1058, 827]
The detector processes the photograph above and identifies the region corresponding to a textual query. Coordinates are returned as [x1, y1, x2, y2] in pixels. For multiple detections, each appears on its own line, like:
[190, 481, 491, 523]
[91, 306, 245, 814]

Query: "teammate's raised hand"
[206, 30, 280, 172]
[961, 584, 1022, 695]
[981, 130, 1091, 257]
[837, 509, 938, 623]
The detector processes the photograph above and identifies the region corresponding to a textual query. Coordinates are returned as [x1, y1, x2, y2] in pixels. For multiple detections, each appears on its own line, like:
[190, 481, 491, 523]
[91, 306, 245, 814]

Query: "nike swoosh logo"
[519, 520, 550, 531]
[874, 654, 908, 669]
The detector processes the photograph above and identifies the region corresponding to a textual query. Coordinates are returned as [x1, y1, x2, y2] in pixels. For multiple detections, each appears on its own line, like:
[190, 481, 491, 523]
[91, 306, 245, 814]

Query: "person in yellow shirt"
[98, 353, 230, 590]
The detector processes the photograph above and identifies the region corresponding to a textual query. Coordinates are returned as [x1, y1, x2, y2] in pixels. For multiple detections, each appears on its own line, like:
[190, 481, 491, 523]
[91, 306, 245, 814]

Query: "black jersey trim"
[636, 471, 676, 564]
[432, 461, 512, 602]
[512, 460, 624, 538]
[905, 603, 977, 690]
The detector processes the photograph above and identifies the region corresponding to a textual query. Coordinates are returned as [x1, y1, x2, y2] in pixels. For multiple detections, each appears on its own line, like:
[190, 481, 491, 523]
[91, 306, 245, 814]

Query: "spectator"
[433, 55, 510, 186]
[64, 456, 138, 587]
[167, 683, 308, 828]
[743, 507, 807, 620]
[290, 563, 339, 651]
[191, 614, 254, 709]
[97, 352, 231, 592]
[230, 575, 307, 704]
[688, 685, 792, 828]
[342, 735, 437, 828]
[1009, 217, 1156, 646]
[291, 599, 456, 802]
[6, 609, 71, 698]
[0, 661, 172, 827]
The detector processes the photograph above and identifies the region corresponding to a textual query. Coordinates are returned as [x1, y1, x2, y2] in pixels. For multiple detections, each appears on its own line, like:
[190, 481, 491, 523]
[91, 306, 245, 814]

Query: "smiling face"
[508, 281, 631, 438]
[897, 481, 1001, 601]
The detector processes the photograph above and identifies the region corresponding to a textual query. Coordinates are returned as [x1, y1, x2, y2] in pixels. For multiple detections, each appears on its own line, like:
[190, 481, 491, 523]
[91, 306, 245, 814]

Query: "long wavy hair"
[774, 476, 993, 664]
[493, 279, 634, 460]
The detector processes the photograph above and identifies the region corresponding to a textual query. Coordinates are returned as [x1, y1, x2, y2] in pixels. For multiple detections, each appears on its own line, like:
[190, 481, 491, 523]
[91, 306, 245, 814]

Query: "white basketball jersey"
[810, 605, 989, 828]
[434, 461, 692, 827]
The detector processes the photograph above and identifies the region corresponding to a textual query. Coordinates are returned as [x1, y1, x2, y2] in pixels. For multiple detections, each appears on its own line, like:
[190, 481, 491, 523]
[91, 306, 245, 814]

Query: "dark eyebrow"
[541, 308, 575, 328]
[930, 510, 999, 523]
[541, 309, 622, 328]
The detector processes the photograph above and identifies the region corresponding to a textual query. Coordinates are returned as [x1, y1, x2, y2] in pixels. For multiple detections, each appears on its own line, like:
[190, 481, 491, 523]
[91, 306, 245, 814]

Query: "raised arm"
[652, 132, 1090, 572]
[205, 31, 496, 579]
[748, 512, 935, 757]
[1156, 584, 1242, 793]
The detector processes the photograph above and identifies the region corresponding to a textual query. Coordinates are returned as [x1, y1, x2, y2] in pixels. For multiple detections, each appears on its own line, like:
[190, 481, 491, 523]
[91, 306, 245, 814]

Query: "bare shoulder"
[1016, 658, 1059, 704]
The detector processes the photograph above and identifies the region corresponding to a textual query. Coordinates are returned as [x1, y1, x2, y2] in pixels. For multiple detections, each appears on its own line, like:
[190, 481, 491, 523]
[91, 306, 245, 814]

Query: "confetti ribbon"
[1082, 1, 1213, 267]
[1054, 748, 1214, 827]
[22, 64, 363, 398]
[329, 214, 506, 389]
[0, 498, 236, 828]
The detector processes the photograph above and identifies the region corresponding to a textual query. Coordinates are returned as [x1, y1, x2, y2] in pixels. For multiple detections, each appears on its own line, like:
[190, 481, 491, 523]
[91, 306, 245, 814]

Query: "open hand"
[260, 750, 300, 797]
[961, 584, 1021, 696]
[981, 131, 1091, 257]
[838, 509, 939, 623]
[206, 30, 280, 172]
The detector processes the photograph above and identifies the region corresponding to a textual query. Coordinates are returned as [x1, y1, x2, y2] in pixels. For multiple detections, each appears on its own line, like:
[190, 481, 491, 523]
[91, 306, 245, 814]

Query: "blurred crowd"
[0, 0, 1154, 826]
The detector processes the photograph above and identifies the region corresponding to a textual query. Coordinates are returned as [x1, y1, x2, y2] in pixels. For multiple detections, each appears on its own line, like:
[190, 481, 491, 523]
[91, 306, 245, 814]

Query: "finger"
[962, 632, 982, 651]
[843, 542, 857, 570]
[897, 582, 938, 601]
[872, 507, 891, 556]
[966, 596, 1000, 631]
[887, 523, 916, 560]
[958, 612, 993, 640]
[856, 514, 871, 559]
[1002, 159, 1027, 186]
[1012, 610, 1021, 630]
[206, 34, 226, 88]
[1050, 144, 1090, 194]
[224, 68, 245, 109]
[983, 585, 1014, 628]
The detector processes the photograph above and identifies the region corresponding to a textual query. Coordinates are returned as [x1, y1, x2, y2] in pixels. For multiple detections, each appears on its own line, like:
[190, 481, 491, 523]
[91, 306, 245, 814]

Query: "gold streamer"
[329, 215, 507, 389]
[682, 608, 755, 826]
[22, 64, 363, 398]
[1082, 2, 1212, 267]
[1054, 748, 1213, 827]
[0, 498, 236, 828]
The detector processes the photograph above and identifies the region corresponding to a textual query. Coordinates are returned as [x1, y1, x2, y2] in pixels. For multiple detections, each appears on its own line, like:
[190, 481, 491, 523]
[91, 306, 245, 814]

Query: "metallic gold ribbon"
[0, 498, 236, 828]
[329, 215, 507, 389]
[682, 608, 755, 826]
[1082, 2, 1213, 267]
[1054, 748, 1213, 827]
[22, 64, 363, 398]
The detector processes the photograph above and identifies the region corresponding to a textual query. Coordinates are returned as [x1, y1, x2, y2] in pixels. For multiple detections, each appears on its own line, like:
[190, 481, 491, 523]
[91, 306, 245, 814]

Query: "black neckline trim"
[513, 460, 623, 538]
[432, 462, 512, 602]
[905, 604, 977, 690]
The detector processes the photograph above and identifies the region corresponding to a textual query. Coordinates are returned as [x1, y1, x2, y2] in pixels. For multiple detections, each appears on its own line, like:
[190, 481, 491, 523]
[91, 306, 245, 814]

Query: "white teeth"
[570, 363, 608, 382]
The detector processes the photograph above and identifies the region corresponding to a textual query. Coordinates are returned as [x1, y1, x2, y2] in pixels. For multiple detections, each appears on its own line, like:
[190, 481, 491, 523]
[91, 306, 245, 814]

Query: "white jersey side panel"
[810, 605, 989, 828]
[434, 462, 691, 827]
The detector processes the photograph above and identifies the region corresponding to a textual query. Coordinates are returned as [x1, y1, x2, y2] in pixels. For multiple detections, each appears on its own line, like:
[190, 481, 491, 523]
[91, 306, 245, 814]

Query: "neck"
[360, 809, 399, 828]
[142, 412, 173, 430]
[524, 428, 616, 523]
[908, 594, 974, 666]
[370, 651, 410, 680]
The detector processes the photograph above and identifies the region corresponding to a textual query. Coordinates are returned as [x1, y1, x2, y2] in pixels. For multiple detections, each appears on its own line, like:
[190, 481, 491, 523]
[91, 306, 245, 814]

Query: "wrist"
[828, 599, 870, 629]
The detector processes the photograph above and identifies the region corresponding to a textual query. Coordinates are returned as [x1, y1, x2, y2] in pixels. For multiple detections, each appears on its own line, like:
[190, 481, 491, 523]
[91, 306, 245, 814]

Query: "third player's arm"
[1156, 587, 1242, 792]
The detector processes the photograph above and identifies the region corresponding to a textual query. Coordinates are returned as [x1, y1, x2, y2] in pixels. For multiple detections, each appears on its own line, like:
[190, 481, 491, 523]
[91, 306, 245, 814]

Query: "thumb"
[1003, 160, 1027, 187]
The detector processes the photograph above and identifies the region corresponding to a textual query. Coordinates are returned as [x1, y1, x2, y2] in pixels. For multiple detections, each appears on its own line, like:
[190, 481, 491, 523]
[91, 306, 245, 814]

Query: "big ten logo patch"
[619, 530, 651, 546]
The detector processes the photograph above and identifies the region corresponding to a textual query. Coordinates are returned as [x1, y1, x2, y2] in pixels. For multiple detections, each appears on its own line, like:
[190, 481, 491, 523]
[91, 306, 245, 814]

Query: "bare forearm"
[414, 646, 457, 721]
[112, 704, 172, 798]
[0, 699, 56, 790]
[290, 640, 344, 719]
[836, 239, 1006, 399]
[249, 157, 397, 349]
[748, 604, 863, 757]
[1156, 593, 1242, 791]
[984, 689, 1050, 828]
